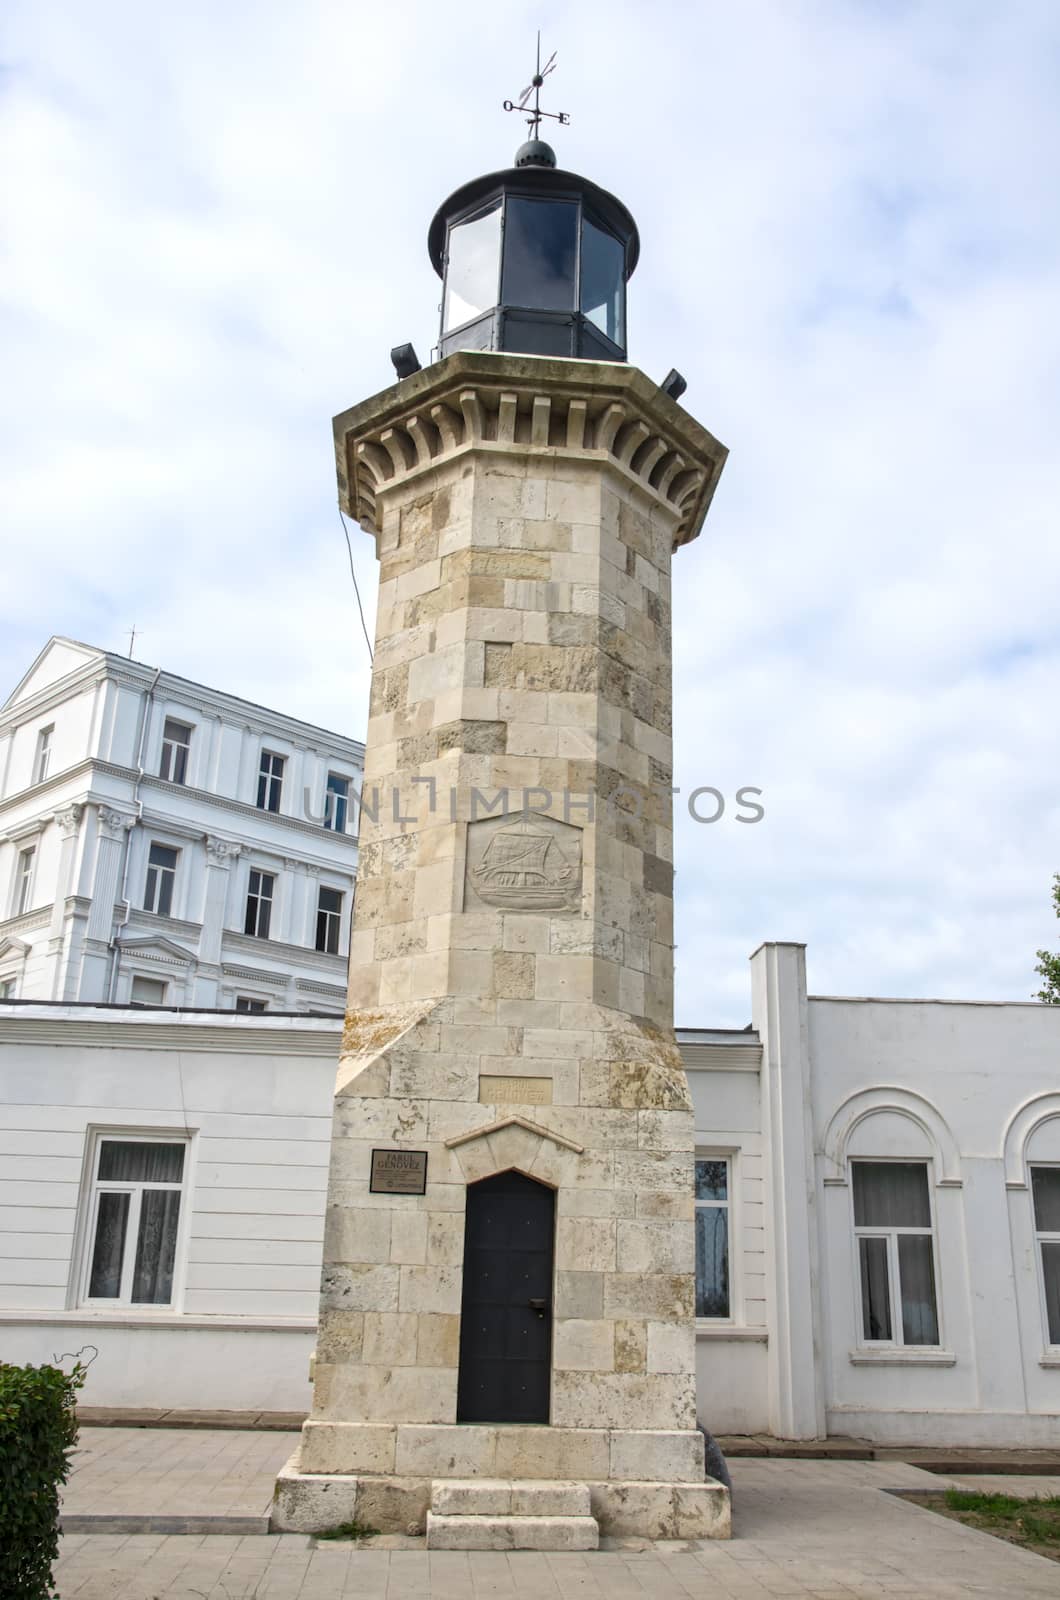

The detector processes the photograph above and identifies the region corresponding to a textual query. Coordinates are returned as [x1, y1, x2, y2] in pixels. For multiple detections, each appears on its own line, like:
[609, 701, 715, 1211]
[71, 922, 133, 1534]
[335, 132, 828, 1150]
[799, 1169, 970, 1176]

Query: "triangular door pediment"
[444, 1114, 583, 1155]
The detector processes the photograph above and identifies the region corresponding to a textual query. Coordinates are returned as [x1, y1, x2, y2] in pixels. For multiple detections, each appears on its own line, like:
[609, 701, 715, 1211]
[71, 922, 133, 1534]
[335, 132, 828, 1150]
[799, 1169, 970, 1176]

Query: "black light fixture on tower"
[427, 42, 639, 364]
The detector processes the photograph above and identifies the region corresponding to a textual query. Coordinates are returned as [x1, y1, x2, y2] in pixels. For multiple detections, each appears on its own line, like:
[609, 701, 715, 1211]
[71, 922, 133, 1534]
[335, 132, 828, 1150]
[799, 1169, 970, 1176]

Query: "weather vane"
[503, 32, 569, 138]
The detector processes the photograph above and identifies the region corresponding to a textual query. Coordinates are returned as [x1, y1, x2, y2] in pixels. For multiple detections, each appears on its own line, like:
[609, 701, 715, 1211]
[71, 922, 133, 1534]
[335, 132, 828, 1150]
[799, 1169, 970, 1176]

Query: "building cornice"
[1, 639, 365, 760]
[0, 906, 53, 939]
[221, 964, 291, 988]
[0, 761, 360, 855]
[680, 1042, 763, 1072]
[335, 350, 727, 551]
[0, 1005, 343, 1054]
[221, 929, 347, 974]
[0, 658, 107, 727]
[139, 774, 360, 852]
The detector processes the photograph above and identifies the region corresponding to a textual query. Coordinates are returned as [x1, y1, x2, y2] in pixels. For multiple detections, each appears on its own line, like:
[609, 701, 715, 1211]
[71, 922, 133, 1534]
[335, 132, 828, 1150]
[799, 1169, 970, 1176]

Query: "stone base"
[272, 1451, 731, 1540]
[297, 1420, 705, 1481]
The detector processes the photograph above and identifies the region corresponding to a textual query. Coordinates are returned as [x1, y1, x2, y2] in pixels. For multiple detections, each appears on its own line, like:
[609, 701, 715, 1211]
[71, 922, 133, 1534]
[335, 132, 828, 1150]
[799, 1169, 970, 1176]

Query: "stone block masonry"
[278, 351, 729, 1541]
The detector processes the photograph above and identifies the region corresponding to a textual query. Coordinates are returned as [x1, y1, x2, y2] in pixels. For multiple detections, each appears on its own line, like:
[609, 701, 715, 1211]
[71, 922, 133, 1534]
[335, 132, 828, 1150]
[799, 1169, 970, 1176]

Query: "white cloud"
[2, 0, 1059, 1021]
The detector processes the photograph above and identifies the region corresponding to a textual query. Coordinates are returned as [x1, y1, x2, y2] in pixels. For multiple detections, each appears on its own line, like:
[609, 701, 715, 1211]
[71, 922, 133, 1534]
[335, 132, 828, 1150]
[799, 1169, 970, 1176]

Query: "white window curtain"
[98, 1141, 184, 1183]
[1032, 1167, 1060, 1345]
[853, 1161, 939, 1347]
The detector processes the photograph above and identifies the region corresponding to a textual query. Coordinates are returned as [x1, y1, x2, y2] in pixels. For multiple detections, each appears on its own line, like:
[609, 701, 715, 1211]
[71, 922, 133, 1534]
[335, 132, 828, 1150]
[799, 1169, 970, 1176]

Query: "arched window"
[823, 1088, 958, 1351]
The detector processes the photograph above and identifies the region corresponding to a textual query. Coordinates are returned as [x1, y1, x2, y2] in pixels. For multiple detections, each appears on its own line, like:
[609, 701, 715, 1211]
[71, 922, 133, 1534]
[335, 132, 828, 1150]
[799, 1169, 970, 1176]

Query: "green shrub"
[0, 1359, 87, 1600]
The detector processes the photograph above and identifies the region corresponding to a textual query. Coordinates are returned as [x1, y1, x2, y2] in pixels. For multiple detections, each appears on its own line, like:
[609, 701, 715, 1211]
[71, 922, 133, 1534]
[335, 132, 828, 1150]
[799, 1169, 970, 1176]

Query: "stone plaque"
[479, 1075, 553, 1105]
[464, 814, 581, 914]
[370, 1148, 428, 1195]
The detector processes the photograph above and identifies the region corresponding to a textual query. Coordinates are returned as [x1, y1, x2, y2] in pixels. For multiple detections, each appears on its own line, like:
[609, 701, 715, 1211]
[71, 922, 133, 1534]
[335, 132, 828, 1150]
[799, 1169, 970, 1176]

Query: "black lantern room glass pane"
[501, 197, 577, 312]
[580, 216, 624, 347]
[444, 203, 501, 333]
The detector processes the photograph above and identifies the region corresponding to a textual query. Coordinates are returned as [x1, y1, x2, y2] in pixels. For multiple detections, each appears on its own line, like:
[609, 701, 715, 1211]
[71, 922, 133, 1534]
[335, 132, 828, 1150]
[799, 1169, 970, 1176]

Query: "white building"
[2, 941, 1058, 1445]
[692, 943, 1060, 1448]
[0, 638, 363, 1013]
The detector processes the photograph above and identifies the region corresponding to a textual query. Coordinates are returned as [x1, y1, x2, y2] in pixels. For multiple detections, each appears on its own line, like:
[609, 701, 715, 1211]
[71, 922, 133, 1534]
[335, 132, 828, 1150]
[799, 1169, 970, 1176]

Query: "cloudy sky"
[3, 0, 1059, 1023]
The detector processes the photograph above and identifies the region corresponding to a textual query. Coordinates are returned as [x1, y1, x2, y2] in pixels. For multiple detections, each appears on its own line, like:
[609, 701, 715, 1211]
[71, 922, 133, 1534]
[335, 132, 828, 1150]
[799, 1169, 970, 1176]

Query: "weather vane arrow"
[503, 32, 570, 135]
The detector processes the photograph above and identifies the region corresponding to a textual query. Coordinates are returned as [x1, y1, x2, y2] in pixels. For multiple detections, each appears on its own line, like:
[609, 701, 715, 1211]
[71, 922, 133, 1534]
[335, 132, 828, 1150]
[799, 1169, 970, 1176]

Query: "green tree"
[1034, 873, 1060, 1003]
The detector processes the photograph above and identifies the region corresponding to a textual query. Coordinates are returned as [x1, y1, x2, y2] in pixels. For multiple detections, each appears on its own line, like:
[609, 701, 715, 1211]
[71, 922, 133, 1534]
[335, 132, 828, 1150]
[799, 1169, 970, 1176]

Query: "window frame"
[14, 845, 37, 916]
[315, 884, 344, 956]
[442, 199, 503, 334]
[235, 995, 268, 1014]
[324, 772, 350, 833]
[143, 842, 179, 917]
[694, 1150, 735, 1325]
[129, 975, 168, 1008]
[0, 976, 16, 1000]
[76, 1129, 192, 1312]
[850, 1157, 943, 1350]
[159, 719, 193, 785]
[256, 750, 285, 813]
[34, 725, 54, 785]
[244, 867, 275, 939]
[1031, 1162, 1060, 1351]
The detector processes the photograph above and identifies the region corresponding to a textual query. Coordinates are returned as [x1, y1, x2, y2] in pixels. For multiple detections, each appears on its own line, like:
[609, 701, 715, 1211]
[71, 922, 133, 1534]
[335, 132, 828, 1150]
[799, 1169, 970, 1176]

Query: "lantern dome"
[428, 147, 639, 364]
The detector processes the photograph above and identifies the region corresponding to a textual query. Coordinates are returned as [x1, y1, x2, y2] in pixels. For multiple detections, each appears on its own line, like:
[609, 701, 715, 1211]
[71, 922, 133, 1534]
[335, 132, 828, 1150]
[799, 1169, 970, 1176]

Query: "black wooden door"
[456, 1170, 554, 1424]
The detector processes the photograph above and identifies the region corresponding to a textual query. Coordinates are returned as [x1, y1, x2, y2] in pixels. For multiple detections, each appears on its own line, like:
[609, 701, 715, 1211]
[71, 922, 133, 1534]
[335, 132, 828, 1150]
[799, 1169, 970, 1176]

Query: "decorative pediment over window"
[118, 935, 196, 969]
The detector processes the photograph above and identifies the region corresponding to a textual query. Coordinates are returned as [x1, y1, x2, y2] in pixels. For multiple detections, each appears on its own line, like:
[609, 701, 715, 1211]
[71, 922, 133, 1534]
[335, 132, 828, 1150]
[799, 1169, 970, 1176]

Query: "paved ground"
[65, 1426, 295, 1525]
[55, 1430, 1060, 1597]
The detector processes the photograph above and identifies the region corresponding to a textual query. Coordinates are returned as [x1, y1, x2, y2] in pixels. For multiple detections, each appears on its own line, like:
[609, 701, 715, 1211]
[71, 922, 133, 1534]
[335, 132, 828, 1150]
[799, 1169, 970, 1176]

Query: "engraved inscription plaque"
[464, 814, 581, 914]
[370, 1149, 428, 1195]
[479, 1075, 553, 1105]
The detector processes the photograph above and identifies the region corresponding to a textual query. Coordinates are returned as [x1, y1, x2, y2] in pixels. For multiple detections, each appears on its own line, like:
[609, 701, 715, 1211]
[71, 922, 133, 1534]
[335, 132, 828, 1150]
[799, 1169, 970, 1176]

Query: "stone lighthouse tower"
[274, 116, 730, 1546]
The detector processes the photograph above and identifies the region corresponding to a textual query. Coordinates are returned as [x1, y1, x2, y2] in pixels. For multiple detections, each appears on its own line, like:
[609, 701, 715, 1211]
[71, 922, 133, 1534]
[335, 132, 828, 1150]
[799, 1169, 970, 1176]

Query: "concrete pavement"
[52, 1428, 1060, 1596]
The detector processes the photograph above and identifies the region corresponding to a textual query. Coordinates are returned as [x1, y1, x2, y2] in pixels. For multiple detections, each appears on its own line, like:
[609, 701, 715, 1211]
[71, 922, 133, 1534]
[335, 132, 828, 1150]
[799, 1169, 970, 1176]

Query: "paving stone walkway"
[63, 1426, 298, 1528]
[53, 1430, 1060, 1597]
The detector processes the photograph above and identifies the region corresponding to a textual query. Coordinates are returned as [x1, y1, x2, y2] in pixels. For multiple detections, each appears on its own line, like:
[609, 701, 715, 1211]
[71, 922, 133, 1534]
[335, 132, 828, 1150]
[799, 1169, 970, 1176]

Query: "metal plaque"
[370, 1148, 428, 1195]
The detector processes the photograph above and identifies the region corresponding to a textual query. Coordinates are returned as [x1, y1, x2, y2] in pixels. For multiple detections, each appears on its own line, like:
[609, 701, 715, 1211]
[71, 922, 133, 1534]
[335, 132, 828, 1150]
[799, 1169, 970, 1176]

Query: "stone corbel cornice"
[334, 350, 727, 552]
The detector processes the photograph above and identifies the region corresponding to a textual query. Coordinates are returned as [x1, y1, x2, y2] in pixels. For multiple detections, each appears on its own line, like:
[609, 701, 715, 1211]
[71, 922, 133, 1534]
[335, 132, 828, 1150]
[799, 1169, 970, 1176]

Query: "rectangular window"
[1032, 1166, 1060, 1347]
[256, 751, 285, 813]
[82, 1135, 187, 1307]
[143, 843, 178, 916]
[0, 977, 15, 1000]
[34, 725, 54, 785]
[501, 196, 578, 311]
[159, 719, 192, 785]
[443, 201, 501, 331]
[324, 773, 349, 833]
[315, 885, 343, 955]
[129, 976, 168, 1007]
[244, 869, 274, 939]
[235, 995, 267, 1013]
[852, 1161, 940, 1346]
[694, 1157, 730, 1318]
[15, 846, 36, 915]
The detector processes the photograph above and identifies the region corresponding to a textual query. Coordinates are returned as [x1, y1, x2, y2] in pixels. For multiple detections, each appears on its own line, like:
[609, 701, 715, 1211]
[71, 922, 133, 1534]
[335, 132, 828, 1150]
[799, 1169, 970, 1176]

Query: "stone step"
[430, 1478, 591, 1518]
[425, 1511, 599, 1551]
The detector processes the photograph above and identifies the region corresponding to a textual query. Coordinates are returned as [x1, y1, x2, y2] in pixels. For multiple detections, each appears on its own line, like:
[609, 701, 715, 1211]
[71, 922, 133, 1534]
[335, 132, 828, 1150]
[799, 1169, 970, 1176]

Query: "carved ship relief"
[470, 821, 577, 911]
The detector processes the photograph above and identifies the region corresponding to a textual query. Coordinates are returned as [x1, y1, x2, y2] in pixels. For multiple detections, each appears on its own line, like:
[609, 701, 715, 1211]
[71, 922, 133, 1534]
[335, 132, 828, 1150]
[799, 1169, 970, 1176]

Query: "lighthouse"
[274, 68, 730, 1546]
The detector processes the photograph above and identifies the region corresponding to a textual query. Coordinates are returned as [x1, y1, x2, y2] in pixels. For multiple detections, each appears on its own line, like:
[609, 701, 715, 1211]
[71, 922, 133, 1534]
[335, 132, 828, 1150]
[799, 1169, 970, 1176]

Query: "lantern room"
[428, 139, 639, 364]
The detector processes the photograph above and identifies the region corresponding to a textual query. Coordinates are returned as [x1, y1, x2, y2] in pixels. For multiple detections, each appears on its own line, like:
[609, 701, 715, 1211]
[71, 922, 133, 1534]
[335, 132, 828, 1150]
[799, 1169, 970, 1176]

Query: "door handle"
[527, 1299, 550, 1318]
